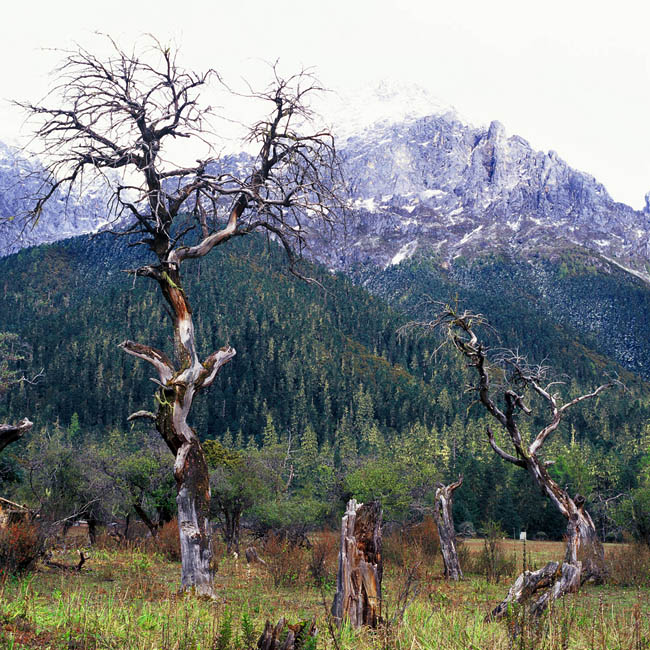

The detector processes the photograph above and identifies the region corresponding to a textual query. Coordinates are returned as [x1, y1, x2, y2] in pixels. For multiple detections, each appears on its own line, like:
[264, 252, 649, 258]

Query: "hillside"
[1, 233, 649, 537]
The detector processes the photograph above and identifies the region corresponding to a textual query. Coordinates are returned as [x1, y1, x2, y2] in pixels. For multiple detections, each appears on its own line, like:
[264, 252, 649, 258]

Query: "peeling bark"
[433, 476, 463, 581]
[0, 418, 32, 453]
[331, 499, 383, 628]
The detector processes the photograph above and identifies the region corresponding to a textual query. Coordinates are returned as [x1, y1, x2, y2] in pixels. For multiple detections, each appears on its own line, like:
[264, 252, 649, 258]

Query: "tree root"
[487, 560, 581, 622]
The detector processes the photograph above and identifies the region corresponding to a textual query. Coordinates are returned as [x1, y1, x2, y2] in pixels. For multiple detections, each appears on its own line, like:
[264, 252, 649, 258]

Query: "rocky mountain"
[308, 105, 650, 283]
[0, 141, 111, 256]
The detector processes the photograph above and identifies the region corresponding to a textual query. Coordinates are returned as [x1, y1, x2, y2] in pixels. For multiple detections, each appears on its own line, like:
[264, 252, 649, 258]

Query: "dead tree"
[331, 499, 383, 628]
[433, 475, 463, 581]
[404, 306, 617, 615]
[17, 37, 341, 596]
[0, 418, 32, 453]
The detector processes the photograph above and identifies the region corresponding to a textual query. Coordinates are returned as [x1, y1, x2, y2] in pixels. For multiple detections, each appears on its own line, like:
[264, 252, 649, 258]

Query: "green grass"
[0, 539, 648, 649]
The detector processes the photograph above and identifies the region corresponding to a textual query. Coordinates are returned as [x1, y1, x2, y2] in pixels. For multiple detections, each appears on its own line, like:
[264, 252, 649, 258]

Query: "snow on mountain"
[2, 82, 650, 288]
[317, 80, 459, 141]
[0, 142, 114, 256]
[306, 111, 650, 283]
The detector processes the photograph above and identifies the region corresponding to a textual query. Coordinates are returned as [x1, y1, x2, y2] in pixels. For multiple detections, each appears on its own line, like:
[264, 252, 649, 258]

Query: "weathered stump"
[331, 499, 382, 628]
[433, 476, 463, 581]
[257, 617, 317, 650]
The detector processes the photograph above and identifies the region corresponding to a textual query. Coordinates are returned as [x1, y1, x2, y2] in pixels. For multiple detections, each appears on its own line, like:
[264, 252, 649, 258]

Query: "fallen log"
[45, 550, 87, 573]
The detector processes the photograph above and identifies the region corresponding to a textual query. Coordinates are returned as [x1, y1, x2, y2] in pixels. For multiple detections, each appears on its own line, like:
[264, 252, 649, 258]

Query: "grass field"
[0, 535, 648, 649]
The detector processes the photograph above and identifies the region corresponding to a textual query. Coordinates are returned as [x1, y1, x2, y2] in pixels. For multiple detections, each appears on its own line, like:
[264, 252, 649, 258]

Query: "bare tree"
[17, 37, 342, 596]
[433, 475, 463, 581]
[403, 304, 618, 615]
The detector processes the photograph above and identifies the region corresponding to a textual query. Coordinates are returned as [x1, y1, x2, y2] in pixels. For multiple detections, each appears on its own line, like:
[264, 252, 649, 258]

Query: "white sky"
[1, 0, 649, 208]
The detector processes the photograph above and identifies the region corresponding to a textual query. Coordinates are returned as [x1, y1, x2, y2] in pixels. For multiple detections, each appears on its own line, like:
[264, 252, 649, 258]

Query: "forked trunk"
[490, 462, 606, 620]
[120, 264, 235, 596]
[433, 476, 463, 581]
[526, 458, 605, 583]
[331, 499, 383, 628]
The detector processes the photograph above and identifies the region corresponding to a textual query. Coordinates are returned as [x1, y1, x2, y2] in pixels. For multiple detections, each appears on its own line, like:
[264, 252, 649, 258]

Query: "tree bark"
[433, 476, 463, 581]
[223, 509, 241, 554]
[331, 499, 383, 629]
[0, 418, 32, 453]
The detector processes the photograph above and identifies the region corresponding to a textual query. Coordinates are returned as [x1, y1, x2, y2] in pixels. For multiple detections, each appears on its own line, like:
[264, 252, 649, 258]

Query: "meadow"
[1, 529, 648, 650]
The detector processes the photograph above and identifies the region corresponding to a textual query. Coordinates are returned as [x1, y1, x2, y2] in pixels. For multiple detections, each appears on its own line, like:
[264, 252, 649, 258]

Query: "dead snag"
[0, 418, 32, 453]
[434, 475, 463, 580]
[257, 617, 317, 650]
[18, 38, 343, 597]
[403, 305, 617, 614]
[331, 499, 383, 628]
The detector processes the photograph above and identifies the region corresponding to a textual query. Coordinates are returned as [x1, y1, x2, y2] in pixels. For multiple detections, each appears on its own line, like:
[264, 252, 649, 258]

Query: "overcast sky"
[2, 0, 649, 208]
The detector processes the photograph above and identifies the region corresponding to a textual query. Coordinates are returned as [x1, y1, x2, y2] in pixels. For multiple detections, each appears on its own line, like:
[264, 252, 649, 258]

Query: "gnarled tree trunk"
[524, 453, 605, 584]
[331, 499, 382, 628]
[121, 264, 235, 597]
[0, 418, 32, 453]
[433, 475, 463, 581]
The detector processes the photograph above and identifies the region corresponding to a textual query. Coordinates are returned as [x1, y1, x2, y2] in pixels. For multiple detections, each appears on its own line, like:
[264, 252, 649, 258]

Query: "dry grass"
[0, 537, 647, 649]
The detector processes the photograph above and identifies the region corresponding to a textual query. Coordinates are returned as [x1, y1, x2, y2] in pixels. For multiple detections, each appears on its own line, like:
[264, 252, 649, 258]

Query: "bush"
[407, 516, 440, 562]
[308, 530, 338, 587]
[607, 540, 650, 588]
[264, 532, 307, 587]
[457, 521, 476, 538]
[0, 521, 43, 575]
[471, 521, 515, 582]
[155, 518, 181, 561]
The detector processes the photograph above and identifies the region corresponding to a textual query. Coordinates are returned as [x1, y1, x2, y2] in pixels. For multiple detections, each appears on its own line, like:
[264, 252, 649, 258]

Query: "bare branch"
[118, 340, 174, 384]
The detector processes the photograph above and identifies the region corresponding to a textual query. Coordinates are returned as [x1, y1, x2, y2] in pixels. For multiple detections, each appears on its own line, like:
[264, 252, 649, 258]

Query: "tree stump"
[331, 499, 382, 628]
[433, 476, 463, 581]
[257, 617, 317, 650]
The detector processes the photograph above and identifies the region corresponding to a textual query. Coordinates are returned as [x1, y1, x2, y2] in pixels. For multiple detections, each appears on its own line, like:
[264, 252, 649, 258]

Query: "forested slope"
[1, 233, 649, 537]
